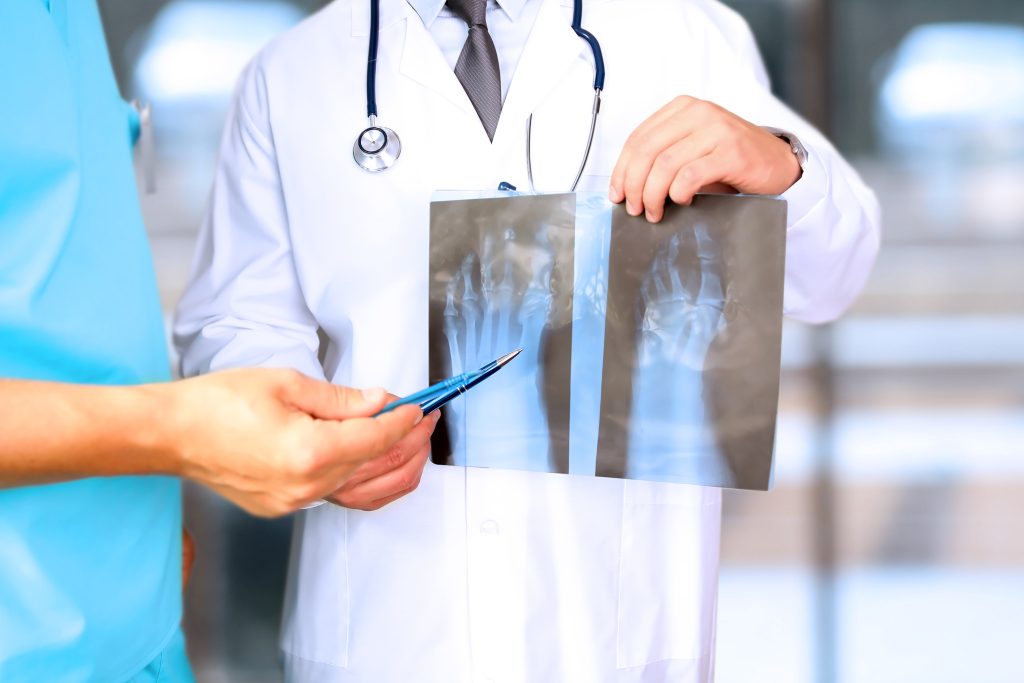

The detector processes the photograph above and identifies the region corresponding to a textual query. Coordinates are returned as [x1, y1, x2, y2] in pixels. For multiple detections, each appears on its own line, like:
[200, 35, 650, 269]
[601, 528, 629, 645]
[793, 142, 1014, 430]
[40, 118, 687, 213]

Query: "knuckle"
[288, 442, 322, 478]
[417, 431, 434, 453]
[677, 166, 697, 185]
[653, 149, 678, 172]
[396, 471, 417, 492]
[634, 130, 656, 154]
[670, 172, 699, 203]
[623, 169, 645, 195]
[371, 429, 394, 457]
[332, 491, 355, 508]
[703, 99, 723, 116]
[296, 481, 323, 503]
[384, 444, 406, 470]
[707, 120, 731, 142]
[704, 99, 723, 116]
[276, 367, 304, 389]
[269, 368, 306, 400]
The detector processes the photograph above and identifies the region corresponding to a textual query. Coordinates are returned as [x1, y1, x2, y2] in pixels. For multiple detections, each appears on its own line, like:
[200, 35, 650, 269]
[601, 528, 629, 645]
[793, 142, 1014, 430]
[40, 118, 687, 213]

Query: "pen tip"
[497, 347, 523, 366]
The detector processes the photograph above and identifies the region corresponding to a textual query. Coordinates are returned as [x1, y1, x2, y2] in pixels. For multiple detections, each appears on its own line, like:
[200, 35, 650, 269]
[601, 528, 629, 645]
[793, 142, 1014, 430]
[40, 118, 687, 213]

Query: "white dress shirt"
[174, 1, 880, 681]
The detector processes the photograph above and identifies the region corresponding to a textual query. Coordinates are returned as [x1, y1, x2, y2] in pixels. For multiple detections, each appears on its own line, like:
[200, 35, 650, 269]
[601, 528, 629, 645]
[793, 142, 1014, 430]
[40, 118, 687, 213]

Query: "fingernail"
[361, 387, 386, 403]
[609, 185, 621, 202]
[626, 201, 641, 216]
[414, 411, 424, 425]
[646, 211, 656, 223]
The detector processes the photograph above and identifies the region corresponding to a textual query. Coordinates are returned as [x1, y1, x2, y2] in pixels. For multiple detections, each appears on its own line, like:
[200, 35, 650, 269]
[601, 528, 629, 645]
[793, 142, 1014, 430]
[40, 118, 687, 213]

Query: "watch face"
[792, 140, 809, 170]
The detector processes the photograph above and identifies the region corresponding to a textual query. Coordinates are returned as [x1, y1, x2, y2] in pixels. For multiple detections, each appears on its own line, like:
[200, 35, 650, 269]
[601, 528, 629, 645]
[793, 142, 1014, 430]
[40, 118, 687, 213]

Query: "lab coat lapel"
[491, 0, 586, 148]
[395, 2, 483, 126]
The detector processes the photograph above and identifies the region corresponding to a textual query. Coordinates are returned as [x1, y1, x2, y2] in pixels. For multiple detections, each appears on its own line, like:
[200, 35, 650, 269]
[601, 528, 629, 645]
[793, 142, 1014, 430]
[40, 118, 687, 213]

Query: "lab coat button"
[479, 519, 500, 535]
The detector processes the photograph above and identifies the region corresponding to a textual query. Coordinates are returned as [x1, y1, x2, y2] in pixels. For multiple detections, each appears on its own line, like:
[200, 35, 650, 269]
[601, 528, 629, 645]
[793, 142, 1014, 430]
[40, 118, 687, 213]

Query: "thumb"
[286, 375, 389, 420]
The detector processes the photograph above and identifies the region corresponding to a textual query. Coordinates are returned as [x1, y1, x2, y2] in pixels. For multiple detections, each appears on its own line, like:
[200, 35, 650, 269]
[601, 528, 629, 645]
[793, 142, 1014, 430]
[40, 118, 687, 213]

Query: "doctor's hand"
[154, 369, 423, 517]
[609, 96, 802, 223]
[324, 408, 441, 511]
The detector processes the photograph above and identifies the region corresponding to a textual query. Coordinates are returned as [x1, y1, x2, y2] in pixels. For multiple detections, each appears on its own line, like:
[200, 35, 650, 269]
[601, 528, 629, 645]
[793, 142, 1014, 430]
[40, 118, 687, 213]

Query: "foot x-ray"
[428, 192, 786, 490]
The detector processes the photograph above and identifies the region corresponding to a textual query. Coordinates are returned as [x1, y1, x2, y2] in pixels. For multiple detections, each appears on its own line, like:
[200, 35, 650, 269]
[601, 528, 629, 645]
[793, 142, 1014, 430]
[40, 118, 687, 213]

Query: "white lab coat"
[174, 0, 880, 681]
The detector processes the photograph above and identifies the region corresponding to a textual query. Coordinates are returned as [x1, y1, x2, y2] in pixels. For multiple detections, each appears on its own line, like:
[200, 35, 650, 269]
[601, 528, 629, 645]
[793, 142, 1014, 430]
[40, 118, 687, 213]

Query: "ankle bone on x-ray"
[442, 224, 557, 471]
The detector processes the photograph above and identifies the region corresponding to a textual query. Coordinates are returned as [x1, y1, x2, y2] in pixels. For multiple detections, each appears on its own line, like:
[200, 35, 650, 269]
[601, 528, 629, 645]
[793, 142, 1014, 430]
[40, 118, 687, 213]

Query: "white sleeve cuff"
[779, 141, 829, 230]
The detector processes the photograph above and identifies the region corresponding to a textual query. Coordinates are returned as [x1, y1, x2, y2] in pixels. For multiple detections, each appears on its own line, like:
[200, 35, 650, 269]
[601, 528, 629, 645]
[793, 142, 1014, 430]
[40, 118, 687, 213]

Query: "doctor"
[175, 0, 880, 681]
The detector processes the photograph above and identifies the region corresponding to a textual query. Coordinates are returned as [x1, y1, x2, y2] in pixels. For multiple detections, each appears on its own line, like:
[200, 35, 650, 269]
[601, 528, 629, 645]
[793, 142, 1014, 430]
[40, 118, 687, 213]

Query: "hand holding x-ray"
[430, 192, 785, 490]
[627, 224, 727, 480]
[442, 226, 556, 471]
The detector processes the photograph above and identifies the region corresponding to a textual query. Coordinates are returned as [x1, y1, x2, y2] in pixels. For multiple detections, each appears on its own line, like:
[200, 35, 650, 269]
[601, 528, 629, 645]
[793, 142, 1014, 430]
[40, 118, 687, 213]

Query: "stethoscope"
[353, 0, 605, 192]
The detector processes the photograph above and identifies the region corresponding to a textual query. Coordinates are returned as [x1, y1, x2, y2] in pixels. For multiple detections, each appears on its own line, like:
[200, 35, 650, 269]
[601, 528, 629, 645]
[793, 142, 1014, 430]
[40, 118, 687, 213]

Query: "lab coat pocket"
[280, 506, 350, 669]
[616, 481, 720, 668]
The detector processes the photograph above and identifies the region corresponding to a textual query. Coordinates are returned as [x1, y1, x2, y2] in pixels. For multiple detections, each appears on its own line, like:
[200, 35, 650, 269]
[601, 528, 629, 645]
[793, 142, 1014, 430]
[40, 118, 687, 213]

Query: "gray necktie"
[447, 0, 502, 141]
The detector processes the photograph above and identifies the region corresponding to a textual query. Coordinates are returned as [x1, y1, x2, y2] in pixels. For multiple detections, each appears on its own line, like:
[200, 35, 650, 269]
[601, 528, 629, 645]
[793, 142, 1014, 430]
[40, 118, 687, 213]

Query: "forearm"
[0, 379, 178, 488]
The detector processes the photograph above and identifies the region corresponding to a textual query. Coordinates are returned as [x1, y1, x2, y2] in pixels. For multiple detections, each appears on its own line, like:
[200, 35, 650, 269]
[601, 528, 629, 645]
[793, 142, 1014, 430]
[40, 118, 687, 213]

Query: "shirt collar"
[407, 0, 528, 28]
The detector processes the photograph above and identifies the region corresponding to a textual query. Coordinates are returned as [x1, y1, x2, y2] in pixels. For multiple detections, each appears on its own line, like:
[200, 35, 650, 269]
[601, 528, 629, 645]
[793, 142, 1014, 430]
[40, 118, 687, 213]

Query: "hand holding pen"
[313, 348, 522, 511]
[324, 406, 441, 511]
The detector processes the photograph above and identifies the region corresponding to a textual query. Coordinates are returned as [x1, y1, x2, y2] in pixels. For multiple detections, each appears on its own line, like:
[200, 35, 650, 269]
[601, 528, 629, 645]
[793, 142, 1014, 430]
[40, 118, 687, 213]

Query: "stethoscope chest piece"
[353, 124, 401, 172]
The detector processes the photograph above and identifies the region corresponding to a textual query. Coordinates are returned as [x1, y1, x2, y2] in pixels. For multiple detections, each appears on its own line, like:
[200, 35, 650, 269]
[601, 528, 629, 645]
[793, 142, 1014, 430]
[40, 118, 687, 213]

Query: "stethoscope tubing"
[366, 0, 381, 118]
[357, 0, 605, 182]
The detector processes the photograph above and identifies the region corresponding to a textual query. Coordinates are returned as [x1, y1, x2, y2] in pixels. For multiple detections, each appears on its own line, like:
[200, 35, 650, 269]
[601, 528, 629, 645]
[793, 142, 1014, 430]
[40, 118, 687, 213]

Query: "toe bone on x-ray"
[428, 192, 786, 491]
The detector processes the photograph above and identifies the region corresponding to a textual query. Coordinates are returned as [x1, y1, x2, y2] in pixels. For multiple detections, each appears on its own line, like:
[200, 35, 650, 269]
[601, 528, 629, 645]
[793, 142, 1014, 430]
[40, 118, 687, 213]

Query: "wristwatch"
[762, 126, 809, 172]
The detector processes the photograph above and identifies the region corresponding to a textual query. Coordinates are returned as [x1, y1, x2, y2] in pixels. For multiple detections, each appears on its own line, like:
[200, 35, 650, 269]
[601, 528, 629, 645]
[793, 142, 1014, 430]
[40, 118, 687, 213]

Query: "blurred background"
[95, 0, 1024, 680]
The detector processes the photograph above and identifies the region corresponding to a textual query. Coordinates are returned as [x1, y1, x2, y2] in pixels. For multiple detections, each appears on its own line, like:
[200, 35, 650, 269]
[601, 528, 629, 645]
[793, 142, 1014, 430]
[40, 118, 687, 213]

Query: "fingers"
[639, 135, 716, 222]
[324, 409, 439, 510]
[666, 155, 719, 209]
[277, 405, 422, 508]
[611, 96, 801, 223]
[327, 439, 432, 511]
[357, 487, 418, 511]
[610, 96, 700, 209]
[284, 372, 389, 420]
[336, 410, 439, 489]
[312, 403, 423, 470]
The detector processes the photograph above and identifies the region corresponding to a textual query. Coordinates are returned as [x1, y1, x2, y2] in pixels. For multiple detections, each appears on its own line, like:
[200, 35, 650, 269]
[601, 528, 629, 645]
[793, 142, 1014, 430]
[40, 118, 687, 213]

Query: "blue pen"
[376, 348, 523, 415]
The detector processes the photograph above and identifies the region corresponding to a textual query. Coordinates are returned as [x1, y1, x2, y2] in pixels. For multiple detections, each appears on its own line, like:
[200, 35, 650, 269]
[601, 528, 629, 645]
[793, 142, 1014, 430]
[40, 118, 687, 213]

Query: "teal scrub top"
[0, 1, 182, 681]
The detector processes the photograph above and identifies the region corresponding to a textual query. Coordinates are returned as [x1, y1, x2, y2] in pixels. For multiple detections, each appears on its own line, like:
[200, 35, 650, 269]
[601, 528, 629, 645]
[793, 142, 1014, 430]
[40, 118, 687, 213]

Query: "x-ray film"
[428, 192, 786, 490]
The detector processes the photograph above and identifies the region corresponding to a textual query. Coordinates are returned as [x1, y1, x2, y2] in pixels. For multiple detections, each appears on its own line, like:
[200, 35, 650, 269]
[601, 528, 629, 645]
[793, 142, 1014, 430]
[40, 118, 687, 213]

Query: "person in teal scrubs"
[0, 2, 438, 680]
